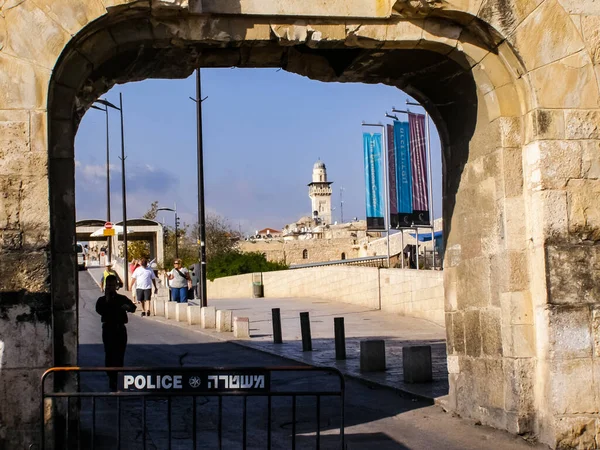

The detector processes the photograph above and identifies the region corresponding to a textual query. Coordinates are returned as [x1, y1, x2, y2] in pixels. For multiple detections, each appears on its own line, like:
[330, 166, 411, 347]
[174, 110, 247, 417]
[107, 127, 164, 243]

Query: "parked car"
[77, 243, 86, 271]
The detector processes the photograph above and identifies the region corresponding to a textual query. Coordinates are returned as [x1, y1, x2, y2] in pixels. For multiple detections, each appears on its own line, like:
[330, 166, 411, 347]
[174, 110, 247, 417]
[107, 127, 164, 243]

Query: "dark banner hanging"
[363, 132, 386, 230]
[393, 120, 414, 227]
[408, 113, 430, 226]
[386, 124, 399, 228]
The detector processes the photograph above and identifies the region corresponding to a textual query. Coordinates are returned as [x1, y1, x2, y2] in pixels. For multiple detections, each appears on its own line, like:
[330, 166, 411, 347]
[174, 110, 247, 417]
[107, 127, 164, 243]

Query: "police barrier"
[41, 366, 345, 450]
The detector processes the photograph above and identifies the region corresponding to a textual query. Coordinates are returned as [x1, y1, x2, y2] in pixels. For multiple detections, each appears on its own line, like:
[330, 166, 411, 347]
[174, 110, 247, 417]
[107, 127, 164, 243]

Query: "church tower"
[308, 159, 333, 225]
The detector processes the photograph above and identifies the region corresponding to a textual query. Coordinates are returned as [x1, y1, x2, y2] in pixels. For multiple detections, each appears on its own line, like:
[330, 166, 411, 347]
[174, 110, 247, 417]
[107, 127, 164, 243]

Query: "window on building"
[341, 252, 346, 260]
[302, 249, 308, 259]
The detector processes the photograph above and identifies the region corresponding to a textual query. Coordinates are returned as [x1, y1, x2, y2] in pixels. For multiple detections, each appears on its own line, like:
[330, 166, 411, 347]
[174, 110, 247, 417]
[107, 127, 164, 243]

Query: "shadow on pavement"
[69, 342, 430, 449]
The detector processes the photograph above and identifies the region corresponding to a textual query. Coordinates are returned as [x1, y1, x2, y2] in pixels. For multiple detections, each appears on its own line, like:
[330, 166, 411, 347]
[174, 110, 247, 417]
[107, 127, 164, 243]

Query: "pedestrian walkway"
[87, 268, 448, 399]
[79, 271, 542, 450]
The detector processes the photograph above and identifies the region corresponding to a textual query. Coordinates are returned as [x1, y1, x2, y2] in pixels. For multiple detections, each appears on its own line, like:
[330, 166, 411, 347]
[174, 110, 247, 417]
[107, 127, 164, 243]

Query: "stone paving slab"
[87, 268, 448, 400]
[191, 297, 448, 400]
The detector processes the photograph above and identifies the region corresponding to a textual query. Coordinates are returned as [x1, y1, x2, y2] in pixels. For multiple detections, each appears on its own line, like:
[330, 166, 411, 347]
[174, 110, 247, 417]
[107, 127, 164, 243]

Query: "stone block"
[233, 317, 250, 338]
[567, 179, 600, 239]
[550, 358, 595, 414]
[165, 301, 177, 320]
[201, 306, 216, 329]
[463, 310, 481, 357]
[403, 345, 432, 383]
[360, 340, 386, 372]
[509, 0, 584, 71]
[216, 309, 233, 332]
[175, 303, 188, 322]
[152, 299, 165, 317]
[547, 306, 592, 359]
[187, 305, 201, 325]
[480, 308, 502, 357]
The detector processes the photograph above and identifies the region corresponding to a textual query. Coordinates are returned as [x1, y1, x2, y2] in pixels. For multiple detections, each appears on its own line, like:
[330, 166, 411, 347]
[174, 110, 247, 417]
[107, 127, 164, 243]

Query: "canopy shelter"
[75, 218, 165, 265]
[408, 230, 443, 242]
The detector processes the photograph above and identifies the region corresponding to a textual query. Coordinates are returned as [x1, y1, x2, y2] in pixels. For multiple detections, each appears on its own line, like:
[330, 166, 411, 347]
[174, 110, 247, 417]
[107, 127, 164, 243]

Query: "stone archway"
[1, 1, 600, 448]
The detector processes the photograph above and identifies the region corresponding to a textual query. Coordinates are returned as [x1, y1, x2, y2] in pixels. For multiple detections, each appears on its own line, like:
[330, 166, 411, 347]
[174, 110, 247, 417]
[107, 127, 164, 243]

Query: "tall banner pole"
[401, 229, 404, 269]
[425, 111, 436, 269]
[361, 124, 386, 231]
[382, 125, 391, 268]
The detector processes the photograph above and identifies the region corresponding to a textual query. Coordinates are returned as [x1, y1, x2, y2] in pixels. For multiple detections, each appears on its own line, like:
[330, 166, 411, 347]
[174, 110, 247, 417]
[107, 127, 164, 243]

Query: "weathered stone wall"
[238, 238, 360, 265]
[0, 0, 599, 447]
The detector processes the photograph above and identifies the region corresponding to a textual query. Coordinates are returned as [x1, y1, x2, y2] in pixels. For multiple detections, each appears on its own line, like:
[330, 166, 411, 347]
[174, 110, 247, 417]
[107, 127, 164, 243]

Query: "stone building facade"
[1, 1, 600, 448]
[239, 236, 360, 265]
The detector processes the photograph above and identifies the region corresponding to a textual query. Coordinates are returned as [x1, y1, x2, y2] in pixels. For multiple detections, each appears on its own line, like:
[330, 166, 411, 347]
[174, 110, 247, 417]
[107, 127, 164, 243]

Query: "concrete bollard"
[188, 305, 202, 325]
[334, 317, 346, 360]
[176, 303, 188, 322]
[152, 299, 165, 317]
[403, 345, 433, 383]
[201, 306, 216, 329]
[300, 312, 312, 351]
[233, 317, 250, 338]
[216, 310, 233, 332]
[360, 340, 386, 372]
[165, 302, 177, 320]
[272, 308, 283, 344]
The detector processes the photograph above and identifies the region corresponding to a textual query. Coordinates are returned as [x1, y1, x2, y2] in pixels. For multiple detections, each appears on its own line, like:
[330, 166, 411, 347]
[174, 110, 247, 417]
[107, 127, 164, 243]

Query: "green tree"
[127, 201, 158, 261]
[143, 200, 159, 220]
[207, 251, 288, 280]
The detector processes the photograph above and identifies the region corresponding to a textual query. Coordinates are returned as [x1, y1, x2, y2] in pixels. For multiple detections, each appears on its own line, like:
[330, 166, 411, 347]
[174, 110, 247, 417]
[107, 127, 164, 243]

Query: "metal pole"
[382, 125, 391, 269]
[334, 317, 346, 360]
[119, 92, 129, 290]
[340, 187, 344, 224]
[401, 229, 404, 269]
[415, 227, 419, 270]
[425, 111, 436, 269]
[300, 312, 312, 352]
[174, 202, 179, 259]
[105, 107, 112, 263]
[195, 69, 208, 308]
[272, 308, 282, 344]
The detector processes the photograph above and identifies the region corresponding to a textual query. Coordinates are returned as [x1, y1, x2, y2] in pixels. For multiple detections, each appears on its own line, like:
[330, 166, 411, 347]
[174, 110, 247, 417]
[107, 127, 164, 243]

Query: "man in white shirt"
[129, 258, 158, 317]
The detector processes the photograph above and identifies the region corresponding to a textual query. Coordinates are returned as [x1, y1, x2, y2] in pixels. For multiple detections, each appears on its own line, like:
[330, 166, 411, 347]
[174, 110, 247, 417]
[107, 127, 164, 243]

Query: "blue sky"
[75, 68, 442, 233]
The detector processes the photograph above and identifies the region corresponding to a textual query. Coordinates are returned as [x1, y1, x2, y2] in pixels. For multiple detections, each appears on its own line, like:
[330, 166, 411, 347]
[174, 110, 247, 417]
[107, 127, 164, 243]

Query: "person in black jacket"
[95, 274, 136, 391]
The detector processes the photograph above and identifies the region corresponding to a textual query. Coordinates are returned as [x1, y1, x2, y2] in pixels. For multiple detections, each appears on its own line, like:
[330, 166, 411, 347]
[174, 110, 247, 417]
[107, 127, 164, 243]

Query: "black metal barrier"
[41, 366, 345, 450]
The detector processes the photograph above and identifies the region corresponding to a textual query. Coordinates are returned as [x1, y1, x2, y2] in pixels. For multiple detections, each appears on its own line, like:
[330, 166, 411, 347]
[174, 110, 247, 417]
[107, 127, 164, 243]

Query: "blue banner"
[394, 121, 413, 216]
[363, 132, 385, 230]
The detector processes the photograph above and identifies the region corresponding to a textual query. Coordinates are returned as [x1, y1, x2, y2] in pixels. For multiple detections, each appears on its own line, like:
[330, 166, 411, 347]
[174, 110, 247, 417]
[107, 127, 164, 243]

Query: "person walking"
[95, 274, 136, 391]
[129, 259, 140, 303]
[167, 259, 190, 303]
[188, 265, 199, 300]
[130, 258, 158, 317]
[100, 263, 123, 292]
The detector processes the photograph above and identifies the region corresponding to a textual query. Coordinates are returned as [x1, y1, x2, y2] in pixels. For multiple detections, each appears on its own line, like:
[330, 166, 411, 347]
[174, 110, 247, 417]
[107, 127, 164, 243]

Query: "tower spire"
[308, 159, 333, 225]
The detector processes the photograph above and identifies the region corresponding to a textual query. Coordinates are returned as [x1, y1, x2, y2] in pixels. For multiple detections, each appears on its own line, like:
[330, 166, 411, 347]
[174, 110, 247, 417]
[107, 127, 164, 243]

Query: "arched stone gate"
[1, 1, 599, 448]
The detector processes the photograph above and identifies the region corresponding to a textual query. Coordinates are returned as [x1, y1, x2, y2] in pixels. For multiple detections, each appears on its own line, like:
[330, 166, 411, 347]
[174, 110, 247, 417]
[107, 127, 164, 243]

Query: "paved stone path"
[80, 271, 543, 449]
[89, 268, 447, 399]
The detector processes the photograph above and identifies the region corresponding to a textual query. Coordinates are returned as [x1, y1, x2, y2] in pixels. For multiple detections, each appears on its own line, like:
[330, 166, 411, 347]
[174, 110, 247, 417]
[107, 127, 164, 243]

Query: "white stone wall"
[207, 273, 254, 298]
[208, 266, 445, 326]
[263, 266, 381, 309]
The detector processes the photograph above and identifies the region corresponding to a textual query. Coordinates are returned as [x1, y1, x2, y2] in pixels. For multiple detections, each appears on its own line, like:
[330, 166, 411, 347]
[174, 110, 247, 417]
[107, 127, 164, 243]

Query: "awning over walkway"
[409, 230, 443, 242]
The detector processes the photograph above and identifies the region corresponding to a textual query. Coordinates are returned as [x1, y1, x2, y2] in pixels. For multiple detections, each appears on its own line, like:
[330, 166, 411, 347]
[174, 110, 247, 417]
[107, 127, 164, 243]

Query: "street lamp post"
[90, 101, 112, 263]
[190, 68, 208, 307]
[94, 95, 129, 289]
